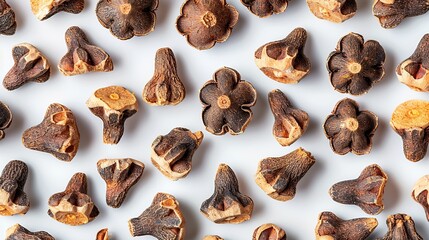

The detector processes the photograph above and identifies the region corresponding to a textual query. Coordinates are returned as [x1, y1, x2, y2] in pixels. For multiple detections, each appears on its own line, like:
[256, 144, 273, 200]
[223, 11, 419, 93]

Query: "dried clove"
[0, 101, 12, 141]
[48, 172, 99, 226]
[268, 89, 309, 146]
[86, 86, 138, 144]
[97, 158, 145, 208]
[0, 160, 30, 216]
[128, 192, 185, 240]
[96, 228, 109, 240]
[412, 175, 429, 221]
[329, 164, 387, 215]
[255, 28, 310, 84]
[255, 148, 315, 201]
[58, 26, 113, 76]
[22, 103, 80, 162]
[315, 211, 378, 240]
[5, 224, 55, 240]
[203, 236, 223, 240]
[200, 164, 254, 224]
[0, 0, 16, 35]
[390, 100, 429, 162]
[143, 48, 186, 106]
[306, 0, 357, 23]
[373, 0, 429, 29]
[31, 0, 84, 20]
[253, 223, 287, 240]
[3, 43, 51, 90]
[377, 214, 423, 240]
[240, 0, 289, 18]
[151, 128, 203, 181]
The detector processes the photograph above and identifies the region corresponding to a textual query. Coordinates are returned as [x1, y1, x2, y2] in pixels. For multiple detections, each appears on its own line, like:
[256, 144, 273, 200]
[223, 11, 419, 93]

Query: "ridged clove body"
[0, 101, 12, 141]
[31, 0, 84, 20]
[377, 214, 423, 240]
[412, 175, 429, 221]
[0, 160, 30, 216]
[5, 224, 55, 240]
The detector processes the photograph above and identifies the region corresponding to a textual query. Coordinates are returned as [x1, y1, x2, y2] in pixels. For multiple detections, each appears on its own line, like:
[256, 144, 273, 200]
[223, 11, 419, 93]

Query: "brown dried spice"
[143, 48, 186, 106]
[240, 0, 289, 18]
[315, 211, 378, 240]
[327, 33, 386, 95]
[377, 214, 423, 240]
[97, 158, 144, 208]
[176, 0, 239, 50]
[128, 192, 185, 240]
[324, 98, 378, 155]
[330, 164, 387, 215]
[253, 223, 287, 240]
[48, 172, 99, 226]
[390, 100, 429, 162]
[151, 127, 203, 181]
[0, 0, 16, 35]
[200, 164, 253, 224]
[373, 0, 429, 29]
[0, 101, 12, 141]
[96, 0, 159, 40]
[255, 148, 315, 201]
[269, 89, 309, 146]
[203, 236, 224, 240]
[412, 175, 429, 221]
[22, 103, 80, 162]
[255, 28, 310, 84]
[306, 0, 357, 23]
[0, 160, 30, 216]
[200, 67, 257, 135]
[396, 34, 429, 92]
[3, 43, 50, 91]
[96, 228, 109, 240]
[31, 0, 84, 20]
[86, 86, 138, 144]
[58, 26, 113, 76]
[5, 224, 55, 240]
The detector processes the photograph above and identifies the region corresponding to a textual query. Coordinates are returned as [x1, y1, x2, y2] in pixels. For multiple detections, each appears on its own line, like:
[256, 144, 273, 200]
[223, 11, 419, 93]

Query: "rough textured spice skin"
[315, 212, 378, 240]
[3, 43, 51, 90]
[143, 48, 186, 106]
[255, 148, 315, 201]
[327, 33, 386, 95]
[306, 0, 357, 23]
[48, 172, 99, 226]
[324, 98, 378, 155]
[390, 100, 429, 162]
[200, 67, 257, 135]
[203, 235, 224, 240]
[86, 86, 138, 144]
[5, 224, 55, 240]
[373, 0, 429, 29]
[253, 223, 287, 240]
[22, 103, 80, 162]
[377, 214, 423, 240]
[96, 0, 159, 40]
[255, 28, 310, 84]
[176, 0, 239, 50]
[151, 128, 203, 181]
[31, 0, 84, 20]
[97, 158, 144, 208]
[0, 101, 12, 141]
[128, 192, 185, 240]
[269, 89, 309, 146]
[396, 34, 429, 92]
[0, 160, 30, 216]
[0, 0, 16, 35]
[96, 228, 109, 240]
[58, 26, 113, 76]
[200, 164, 254, 224]
[330, 164, 387, 215]
[240, 0, 289, 18]
[412, 175, 429, 221]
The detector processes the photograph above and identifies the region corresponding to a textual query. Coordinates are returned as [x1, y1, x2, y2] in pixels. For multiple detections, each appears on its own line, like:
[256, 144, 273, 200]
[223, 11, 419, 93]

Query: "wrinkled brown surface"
[5, 224, 55, 240]
[0, 160, 30, 216]
[48, 172, 99, 226]
[377, 214, 423, 240]
[306, 0, 357, 23]
[3, 43, 51, 90]
[151, 127, 203, 181]
[58, 26, 113, 76]
[412, 175, 429, 221]
[22, 103, 80, 162]
[327, 32, 385, 95]
[373, 0, 429, 29]
[324, 98, 378, 155]
[255, 28, 310, 84]
[128, 192, 185, 240]
[255, 148, 315, 201]
[143, 48, 186, 106]
[31, 0, 84, 20]
[330, 164, 387, 215]
[96, 0, 158, 40]
[200, 164, 253, 224]
[97, 158, 144, 208]
[177, 0, 239, 50]
[200, 67, 257, 135]
[315, 211, 378, 240]
[253, 223, 287, 240]
[0, 101, 12, 141]
[0, 0, 16, 35]
[241, 0, 289, 18]
[96, 228, 109, 240]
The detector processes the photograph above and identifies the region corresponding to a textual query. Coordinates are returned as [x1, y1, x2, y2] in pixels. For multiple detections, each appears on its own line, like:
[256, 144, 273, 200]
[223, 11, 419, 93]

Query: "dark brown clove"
[31, 0, 84, 20]
[412, 175, 429, 221]
[0, 160, 30, 216]
[373, 0, 429, 29]
[0, 101, 12, 141]
[96, 228, 109, 240]
[240, 0, 289, 18]
[377, 214, 423, 240]
[0, 0, 16, 35]
[5, 224, 55, 240]
[253, 223, 287, 240]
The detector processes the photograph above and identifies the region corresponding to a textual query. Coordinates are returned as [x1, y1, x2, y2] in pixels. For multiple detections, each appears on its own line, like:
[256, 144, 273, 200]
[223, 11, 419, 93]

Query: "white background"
[0, 0, 429, 239]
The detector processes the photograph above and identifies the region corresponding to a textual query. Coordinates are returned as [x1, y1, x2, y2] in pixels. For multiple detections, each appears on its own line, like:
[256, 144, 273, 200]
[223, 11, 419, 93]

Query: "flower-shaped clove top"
[176, 0, 239, 50]
[327, 33, 385, 96]
[199, 67, 257, 135]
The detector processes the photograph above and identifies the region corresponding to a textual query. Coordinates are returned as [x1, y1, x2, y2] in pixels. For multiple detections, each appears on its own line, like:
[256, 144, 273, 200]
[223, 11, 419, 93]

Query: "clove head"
[329, 164, 388, 215]
[31, 0, 84, 20]
[96, 228, 109, 240]
[412, 175, 429, 221]
[0, 0, 16, 35]
[0, 160, 30, 216]
[306, 0, 357, 23]
[253, 223, 287, 240]
[240, 0, 289, 18]
[200, 164, 254, 224]
[5, 224, 55, 240]
[377, 214, 423, 240]
[373, 0, 429, 29]
[0, 101, 12, 141]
